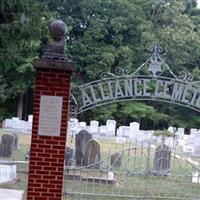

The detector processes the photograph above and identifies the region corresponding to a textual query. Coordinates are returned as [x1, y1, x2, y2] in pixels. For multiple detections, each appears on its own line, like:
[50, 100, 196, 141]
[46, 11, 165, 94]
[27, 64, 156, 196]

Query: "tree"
[0, 0, 199, 128]
[0, 0, 53, 120]
[46, 0, 200, 128]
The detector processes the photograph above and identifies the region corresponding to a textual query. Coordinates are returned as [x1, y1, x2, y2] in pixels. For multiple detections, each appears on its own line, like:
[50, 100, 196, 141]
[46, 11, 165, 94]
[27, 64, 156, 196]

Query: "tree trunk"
[17, 93, 23, 120]
[23, 92, 28, 120]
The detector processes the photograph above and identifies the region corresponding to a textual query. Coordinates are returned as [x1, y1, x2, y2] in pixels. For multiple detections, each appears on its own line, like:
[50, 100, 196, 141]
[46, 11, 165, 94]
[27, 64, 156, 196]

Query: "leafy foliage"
[0, 0, 199, 128]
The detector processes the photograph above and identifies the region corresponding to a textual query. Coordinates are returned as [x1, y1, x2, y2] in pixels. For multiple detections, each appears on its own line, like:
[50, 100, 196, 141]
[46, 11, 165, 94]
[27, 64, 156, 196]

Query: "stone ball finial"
[49, 20, 67, 42]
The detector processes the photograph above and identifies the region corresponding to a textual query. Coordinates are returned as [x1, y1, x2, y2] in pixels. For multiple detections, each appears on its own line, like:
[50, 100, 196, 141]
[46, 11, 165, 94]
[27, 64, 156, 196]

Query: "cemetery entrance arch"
[70, 43, 200, 115]
[65, 42, 200, 200]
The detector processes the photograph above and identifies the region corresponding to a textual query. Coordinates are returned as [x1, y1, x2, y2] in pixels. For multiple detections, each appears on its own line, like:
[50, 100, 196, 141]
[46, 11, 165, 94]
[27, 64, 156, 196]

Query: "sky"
[198, 0, 200, 8]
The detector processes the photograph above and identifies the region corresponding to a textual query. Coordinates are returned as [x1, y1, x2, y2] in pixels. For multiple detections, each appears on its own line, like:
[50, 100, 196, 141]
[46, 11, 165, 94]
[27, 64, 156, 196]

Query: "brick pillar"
[27, 20, 74, 200]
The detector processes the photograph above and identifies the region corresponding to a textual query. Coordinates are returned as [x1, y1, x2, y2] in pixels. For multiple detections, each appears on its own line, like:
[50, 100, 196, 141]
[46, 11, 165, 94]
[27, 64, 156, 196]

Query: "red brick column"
[27, 20, 74, 200]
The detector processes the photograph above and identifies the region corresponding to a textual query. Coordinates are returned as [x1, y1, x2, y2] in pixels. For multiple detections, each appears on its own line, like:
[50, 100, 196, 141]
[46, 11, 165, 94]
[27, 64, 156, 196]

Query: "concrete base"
[0, 189, 24, 200]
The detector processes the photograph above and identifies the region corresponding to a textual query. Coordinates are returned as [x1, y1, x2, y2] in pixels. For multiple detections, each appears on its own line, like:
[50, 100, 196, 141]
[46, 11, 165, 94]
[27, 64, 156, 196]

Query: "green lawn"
[0, 129, 200, 200]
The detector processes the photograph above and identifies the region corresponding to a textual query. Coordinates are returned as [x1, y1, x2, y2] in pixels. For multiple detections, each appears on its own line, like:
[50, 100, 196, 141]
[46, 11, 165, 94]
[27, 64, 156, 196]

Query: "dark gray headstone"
[75, 130, 92, 166]
[65, 147, 74, 165]
[110, 153, 122, 168]
[85, 139, 101, 168]
[153, 144, 171, 175]
[0, 134, 15, 157]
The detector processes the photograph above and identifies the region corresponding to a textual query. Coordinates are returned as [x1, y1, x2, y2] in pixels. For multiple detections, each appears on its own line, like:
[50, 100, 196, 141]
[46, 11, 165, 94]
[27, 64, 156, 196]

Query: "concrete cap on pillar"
[33, 19, 74, 71]
[49, 20, 67, 42]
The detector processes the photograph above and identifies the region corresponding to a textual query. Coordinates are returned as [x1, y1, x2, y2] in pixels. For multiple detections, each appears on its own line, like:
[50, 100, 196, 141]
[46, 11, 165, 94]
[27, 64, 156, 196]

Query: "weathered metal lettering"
[134, 79, 142, 96]
[171, 83, 184, 101]
[163, 81, 171, 99]
[115, 80, 124, 98]
[89, 85, 101, 103]
[74, 76, 200, 113]
[70, 42, 200, 114]
[155, 80, 163, 97]
[143, 79, 151, 97]
[81, 87, 93, 106]
[124, 79, 133, 97]
[98, 82, 110, 101]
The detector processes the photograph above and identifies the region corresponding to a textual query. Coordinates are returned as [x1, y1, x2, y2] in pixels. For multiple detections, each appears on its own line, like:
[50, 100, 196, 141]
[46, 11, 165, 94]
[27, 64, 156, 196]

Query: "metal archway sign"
[70, 42, 200, 114]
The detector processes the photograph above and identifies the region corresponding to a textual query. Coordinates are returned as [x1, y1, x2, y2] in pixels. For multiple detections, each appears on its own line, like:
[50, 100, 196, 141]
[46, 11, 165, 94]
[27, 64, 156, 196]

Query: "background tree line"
[0, 0, 199, 129]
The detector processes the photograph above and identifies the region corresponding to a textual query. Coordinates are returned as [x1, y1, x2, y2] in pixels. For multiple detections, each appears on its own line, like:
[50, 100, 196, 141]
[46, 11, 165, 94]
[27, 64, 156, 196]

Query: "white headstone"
[3, 119, 13, 129]
[106, 120, 116, 136]
[68, 118, 79, 135]
[11, 118, 19, 129]
[123, 126, 130, 137]
[129, 122, 140, 139]
[77, 121, 88, 132]
[99, 126, 107, 136]
[28, 115, 33, 122]
[12, 117, 19, 121]
[191, 128, 198, 136]
[107, 171, 115, 180]
[183, 146, 194, 154]
[0, 164, 16, 184]
[192, 172, 200, 184]
[168, 126, 174, 133]
[116, 127, 123, 137]
[177, 128, 184, 134]
[26, 121, 32, 133]
[117, 126, 129, 137]
[194, 135, 200, 155]
[90, 120, 99, 135]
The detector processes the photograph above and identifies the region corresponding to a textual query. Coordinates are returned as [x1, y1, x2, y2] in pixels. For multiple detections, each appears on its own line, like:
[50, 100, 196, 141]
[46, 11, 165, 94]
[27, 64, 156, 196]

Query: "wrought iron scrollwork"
[147, 42, 166, 76]
[147, 42, 163, 54]
[101, 72, 115, 79]
[115, 67, 130, 76]
[69, 87, 79, 115]
[101, 67, 130, 78]
[178, 71, 194, 82]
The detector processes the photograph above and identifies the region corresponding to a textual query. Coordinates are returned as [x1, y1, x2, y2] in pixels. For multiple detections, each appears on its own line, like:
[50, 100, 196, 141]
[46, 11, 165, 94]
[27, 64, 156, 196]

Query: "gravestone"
[65, 147, 74, 165]
[90, 120, 99, 135]
[192, 171, 200, 184]
[78, 122, 87, 131]
[153, 144, 171, 176]
[85, 139, 101, 168]
[99, 126, 107, 136]
[183, 145, 194, 154]
[26, 121, 32, 133]
[194, 135, 200, 156]
[75, 130, 92, 166]
[28, 115, 33, 122]
[106, 120, 116, 136]
[12, 133, 19, 150]
[0, 134, 15, 157]
[117, 126, 130, 137]
[130, 122, 140, 139]
[3, 119, 13, 130]
[0, 164, 16, 183]
[110, 153, 122, 168]
[68, 118, 79, 135]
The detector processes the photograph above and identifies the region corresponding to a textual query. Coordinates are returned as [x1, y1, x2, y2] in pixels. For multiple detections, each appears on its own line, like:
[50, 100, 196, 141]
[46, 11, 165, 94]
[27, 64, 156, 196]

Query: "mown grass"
[0, 130, 200, 200]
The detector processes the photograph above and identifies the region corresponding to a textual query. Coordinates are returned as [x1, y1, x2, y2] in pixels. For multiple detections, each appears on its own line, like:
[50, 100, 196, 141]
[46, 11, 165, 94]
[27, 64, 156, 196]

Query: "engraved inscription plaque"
[38, 95, 63, 136]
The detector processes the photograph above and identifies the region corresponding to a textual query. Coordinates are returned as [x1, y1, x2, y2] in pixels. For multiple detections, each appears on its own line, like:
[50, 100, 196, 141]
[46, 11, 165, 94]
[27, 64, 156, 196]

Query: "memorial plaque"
[38, 95, 63, 136]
